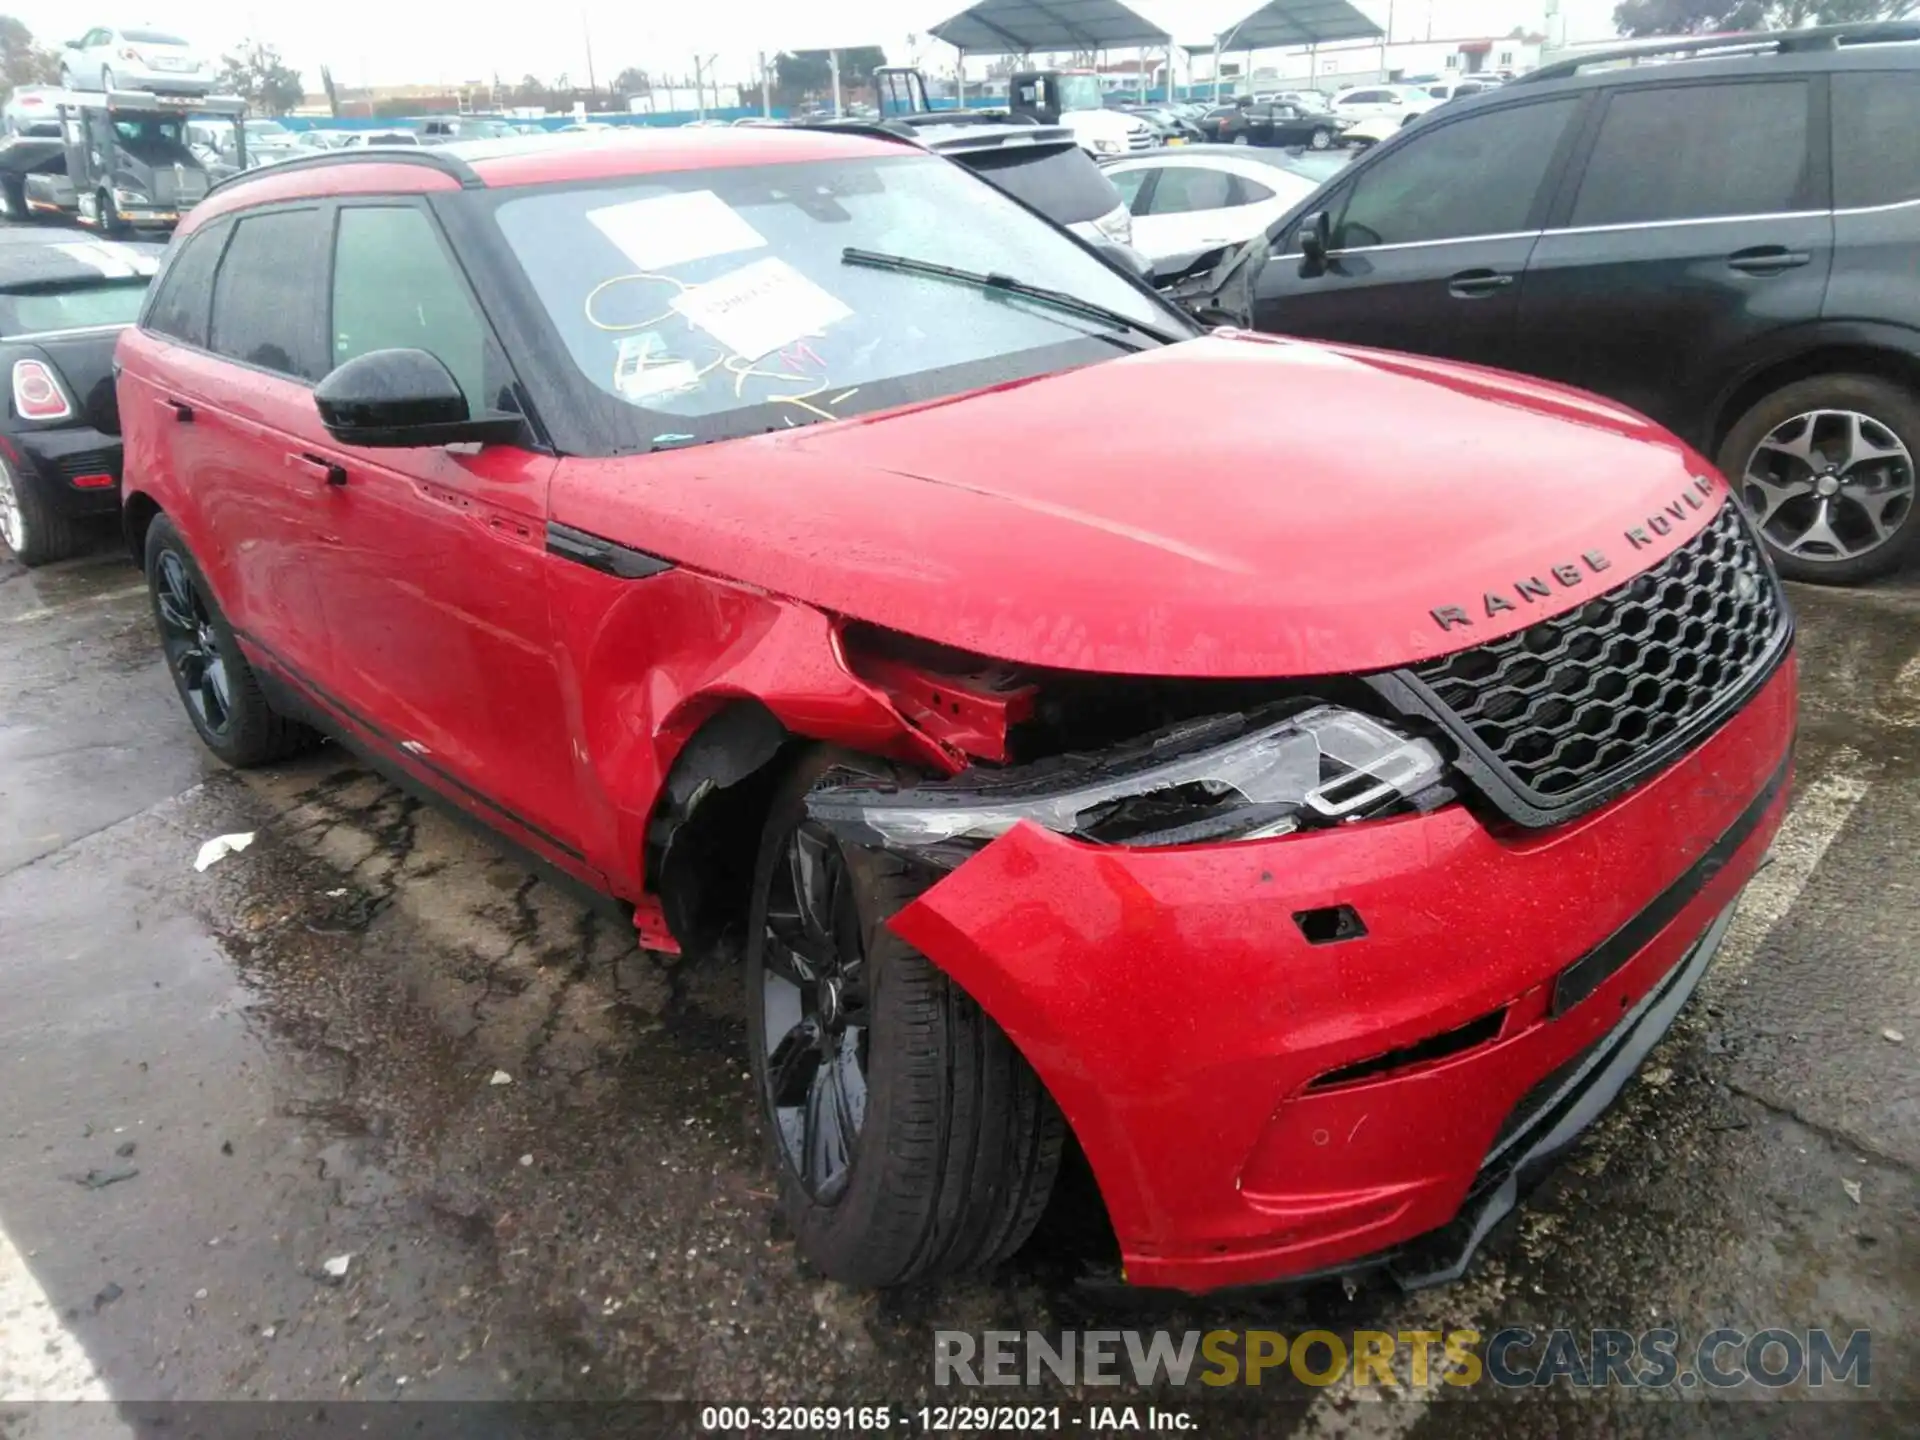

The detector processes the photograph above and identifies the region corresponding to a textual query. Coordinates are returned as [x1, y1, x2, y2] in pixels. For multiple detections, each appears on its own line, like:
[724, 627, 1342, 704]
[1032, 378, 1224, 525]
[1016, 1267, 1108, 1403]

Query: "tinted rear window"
[957, 145, 1122, 225]
[209, 208, 329, 379]
[123, 30, 189, 44]
[1570, 81, 1811, 226]
[143, 220, 226, 348]
[1832, 71, 1920, 210]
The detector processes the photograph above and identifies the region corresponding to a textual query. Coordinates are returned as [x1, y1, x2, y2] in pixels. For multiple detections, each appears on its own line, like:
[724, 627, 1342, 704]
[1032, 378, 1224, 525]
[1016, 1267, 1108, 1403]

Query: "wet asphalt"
[0, 525, 1915, 1438]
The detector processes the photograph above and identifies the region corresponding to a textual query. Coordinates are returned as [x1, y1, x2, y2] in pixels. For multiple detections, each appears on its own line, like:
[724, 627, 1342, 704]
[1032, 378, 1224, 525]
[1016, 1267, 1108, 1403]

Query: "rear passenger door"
[1513, 78, 1833, 440]
[140, 205, 335, 684]
[1253, 95, 1582, 370]
[1826, 69, 1920, 339]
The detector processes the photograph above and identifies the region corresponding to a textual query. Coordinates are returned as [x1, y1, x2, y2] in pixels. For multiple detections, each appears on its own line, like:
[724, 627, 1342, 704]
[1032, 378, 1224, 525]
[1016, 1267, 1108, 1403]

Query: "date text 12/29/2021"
[699, 1406, 1195, 1432]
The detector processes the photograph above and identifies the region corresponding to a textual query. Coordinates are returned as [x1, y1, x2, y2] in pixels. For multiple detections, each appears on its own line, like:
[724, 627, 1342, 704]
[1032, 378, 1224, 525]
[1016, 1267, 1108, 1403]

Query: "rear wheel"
[1717, 374, 1920, 585]
[144, 514, 317, 765]
[0, 174, 25, 222]
[0, 457, 77, 566]
[1231, 133, 1250, 146]
[745, 751, 1064, 1287]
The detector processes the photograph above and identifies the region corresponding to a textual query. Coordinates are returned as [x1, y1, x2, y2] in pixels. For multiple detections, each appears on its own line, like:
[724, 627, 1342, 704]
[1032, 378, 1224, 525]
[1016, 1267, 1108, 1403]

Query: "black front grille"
[53, 450, 119, 484]
[1404, 503, 1786, 815]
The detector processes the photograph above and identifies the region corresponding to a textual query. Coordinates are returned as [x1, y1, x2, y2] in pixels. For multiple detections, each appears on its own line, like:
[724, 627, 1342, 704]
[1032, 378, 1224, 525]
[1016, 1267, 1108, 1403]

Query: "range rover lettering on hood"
[1430, 475, 1720, 633]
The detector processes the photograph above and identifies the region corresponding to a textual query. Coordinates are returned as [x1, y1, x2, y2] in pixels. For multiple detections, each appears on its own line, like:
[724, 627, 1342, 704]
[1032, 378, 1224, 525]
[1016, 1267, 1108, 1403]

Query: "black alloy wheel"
[154, 547, 235, 738]
[759, 816, 870, 1202]
[745, 750, 1065, 1287]
[143, 514, 316, 765]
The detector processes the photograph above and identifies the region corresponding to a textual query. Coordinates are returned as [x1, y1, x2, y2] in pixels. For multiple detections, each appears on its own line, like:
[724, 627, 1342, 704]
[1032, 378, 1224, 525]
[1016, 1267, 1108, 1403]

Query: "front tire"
[1309, 126, 1333, 149]
[1231, 133, 1250, 146]
[144, 514, 317, 765]
[0, 174, 24, 221]
[95, 188, 129, 236]
[100, 67, 115, 93]
[0, 457, 77, 566]
[745, 751, 1064, 1287]
[1717, 374, 1920, 585]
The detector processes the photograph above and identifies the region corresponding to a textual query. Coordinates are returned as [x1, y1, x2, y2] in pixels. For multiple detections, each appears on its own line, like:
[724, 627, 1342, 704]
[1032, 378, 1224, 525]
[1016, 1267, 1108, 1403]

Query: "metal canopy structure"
[1206, 0, 1382, 50]
[929, 0, 1173, 56]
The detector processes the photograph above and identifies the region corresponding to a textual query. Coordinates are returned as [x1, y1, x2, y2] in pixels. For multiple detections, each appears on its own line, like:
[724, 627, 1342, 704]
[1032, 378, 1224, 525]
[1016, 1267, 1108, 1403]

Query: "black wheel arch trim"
[1703, 319, 1920, 450]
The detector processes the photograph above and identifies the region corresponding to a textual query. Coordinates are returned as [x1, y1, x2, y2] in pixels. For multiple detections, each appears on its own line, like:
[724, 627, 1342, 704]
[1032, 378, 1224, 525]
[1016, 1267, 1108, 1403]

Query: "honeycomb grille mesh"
[1409, 504, 1783, 802]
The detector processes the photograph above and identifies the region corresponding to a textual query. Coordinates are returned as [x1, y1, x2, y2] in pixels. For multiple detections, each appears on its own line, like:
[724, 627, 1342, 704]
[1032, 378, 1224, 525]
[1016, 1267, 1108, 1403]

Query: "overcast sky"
[11, 0, 1624, 91]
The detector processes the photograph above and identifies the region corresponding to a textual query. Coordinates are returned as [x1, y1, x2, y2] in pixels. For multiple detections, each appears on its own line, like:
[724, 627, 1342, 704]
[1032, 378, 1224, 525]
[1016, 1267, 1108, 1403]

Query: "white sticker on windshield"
[586, 190, 766, 272]
[612, 331, 702, 403]
[668, 257, 851, 362]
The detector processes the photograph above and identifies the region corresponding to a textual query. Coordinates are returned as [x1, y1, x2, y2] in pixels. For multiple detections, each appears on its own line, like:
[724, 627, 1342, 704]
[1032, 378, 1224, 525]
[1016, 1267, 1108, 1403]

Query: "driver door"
[1252, 93, 1586, 371]
[299, 199, 586, 859]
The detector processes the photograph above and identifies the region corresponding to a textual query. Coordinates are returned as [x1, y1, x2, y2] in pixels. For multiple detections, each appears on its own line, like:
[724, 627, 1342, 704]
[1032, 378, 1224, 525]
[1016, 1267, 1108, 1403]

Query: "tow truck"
[0, 88, 244, 233]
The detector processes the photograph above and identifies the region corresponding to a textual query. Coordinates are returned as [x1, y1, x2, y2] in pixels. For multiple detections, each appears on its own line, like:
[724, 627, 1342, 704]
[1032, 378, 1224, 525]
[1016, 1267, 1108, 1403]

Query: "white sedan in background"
[58, 26, 214, 95]
[1101, 146, 1328, 268]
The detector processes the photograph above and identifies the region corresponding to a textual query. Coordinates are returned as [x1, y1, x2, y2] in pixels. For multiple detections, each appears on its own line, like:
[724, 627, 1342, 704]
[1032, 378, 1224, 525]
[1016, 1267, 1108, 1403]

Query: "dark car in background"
[1215, 101, 1350, 151]
[1223, 23, 1920, 582]
[0, 232, 159, 563]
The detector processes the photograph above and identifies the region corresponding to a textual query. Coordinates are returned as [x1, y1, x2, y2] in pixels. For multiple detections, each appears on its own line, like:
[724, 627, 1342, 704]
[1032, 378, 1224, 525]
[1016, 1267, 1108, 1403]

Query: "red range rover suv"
[117, 130, 1797, 1294]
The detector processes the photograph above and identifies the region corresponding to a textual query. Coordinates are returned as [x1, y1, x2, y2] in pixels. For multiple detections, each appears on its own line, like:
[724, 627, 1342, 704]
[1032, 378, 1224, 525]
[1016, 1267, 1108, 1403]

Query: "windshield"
[484, 154, 1183, 454]
[0, 278, 148, 335]
[1055, 74, 1105, 113]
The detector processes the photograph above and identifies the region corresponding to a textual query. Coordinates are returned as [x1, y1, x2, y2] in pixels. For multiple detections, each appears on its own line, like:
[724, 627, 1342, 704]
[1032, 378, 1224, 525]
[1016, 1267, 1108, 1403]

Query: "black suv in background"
[1235, 23, 1920, 583]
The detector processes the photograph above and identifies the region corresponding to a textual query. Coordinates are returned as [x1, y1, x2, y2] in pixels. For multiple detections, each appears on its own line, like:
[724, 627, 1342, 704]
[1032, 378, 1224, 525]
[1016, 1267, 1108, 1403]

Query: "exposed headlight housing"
[112, 188, 149, 205]
[1090, 136, 1123, 155]
[808, 705, 1449, 859]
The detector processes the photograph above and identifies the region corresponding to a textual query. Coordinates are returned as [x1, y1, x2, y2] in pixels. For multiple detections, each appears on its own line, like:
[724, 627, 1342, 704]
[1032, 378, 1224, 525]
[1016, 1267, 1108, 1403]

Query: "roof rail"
[202, 146, 485, 201]
[1516, 20, 1920, 85]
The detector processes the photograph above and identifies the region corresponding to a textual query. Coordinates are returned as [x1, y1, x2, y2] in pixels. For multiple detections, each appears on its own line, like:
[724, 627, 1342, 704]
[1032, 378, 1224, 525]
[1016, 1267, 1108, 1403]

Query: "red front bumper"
[888, 657, 1798, 1293]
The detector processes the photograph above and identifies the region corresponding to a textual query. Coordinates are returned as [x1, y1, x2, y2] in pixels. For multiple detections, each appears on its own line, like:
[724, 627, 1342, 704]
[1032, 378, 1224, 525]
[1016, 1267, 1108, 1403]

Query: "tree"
[0, 15, 59, 103]
[773, 46, 887, 108]
[1614, 0, 1912, 32]
[612, 66, 649, 97]
[215, 39, 304, 116]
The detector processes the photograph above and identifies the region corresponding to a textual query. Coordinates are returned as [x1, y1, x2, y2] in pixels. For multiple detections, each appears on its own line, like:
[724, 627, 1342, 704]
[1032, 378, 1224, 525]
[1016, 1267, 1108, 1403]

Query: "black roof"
[0, 233, 163, 289]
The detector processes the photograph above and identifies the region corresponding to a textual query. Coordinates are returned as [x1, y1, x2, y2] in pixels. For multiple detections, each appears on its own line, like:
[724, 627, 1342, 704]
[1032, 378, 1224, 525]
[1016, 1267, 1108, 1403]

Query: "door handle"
[1446, 268, 1516, 298]
[161, 396, 193, 422]
[286, 451, 347, 487]
[1727, 246, 1811, 275]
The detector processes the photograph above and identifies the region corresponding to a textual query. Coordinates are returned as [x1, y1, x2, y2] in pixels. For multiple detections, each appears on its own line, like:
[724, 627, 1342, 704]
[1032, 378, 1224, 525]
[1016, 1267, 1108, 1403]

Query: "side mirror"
[313, 349, 522, 449]
[1297, 210, 1331, 277]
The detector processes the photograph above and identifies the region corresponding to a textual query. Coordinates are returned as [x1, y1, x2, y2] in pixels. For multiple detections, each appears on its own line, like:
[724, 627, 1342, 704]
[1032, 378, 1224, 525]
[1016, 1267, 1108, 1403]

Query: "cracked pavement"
[0, 533, 1916, 1436]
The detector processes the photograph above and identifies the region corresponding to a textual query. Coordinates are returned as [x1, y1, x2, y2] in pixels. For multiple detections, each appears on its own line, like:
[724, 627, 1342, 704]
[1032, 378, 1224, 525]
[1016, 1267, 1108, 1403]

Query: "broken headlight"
[807, 705, 1449, 857]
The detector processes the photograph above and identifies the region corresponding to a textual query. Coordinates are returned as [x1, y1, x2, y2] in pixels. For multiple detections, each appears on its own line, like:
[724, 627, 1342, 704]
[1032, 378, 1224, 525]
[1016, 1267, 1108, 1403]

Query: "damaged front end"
[1156, 234, 1271, 330]
[806, 701, 1453, 868]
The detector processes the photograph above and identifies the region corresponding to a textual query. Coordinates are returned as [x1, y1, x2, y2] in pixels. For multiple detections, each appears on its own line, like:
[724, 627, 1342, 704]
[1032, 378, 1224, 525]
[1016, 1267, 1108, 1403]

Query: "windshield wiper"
[841, 247, 1189, 347]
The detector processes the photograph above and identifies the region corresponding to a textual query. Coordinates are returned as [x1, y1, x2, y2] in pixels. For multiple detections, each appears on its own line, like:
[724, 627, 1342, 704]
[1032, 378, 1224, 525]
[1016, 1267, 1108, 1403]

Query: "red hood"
[551, 334, 1728, 677]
